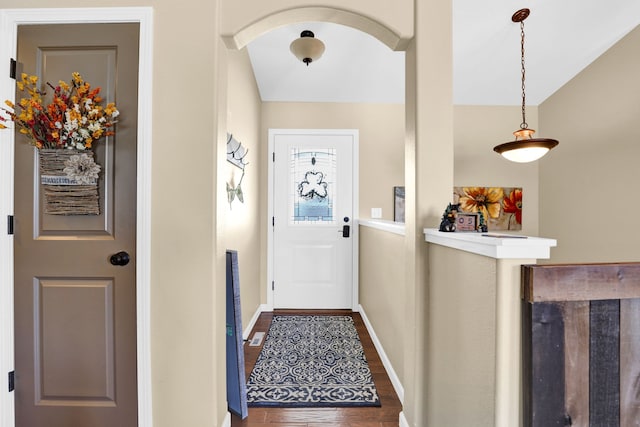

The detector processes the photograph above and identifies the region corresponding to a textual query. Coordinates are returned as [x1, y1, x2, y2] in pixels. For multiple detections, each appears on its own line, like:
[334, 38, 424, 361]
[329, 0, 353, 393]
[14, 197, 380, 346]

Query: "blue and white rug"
[246, 315, 381, 407]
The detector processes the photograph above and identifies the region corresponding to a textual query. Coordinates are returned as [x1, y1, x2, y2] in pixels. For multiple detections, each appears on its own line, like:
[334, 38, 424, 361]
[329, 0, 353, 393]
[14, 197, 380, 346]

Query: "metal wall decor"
[226, 171, 245, 207]
[226, 133, 249, 170]
[226, 133, 248, 208]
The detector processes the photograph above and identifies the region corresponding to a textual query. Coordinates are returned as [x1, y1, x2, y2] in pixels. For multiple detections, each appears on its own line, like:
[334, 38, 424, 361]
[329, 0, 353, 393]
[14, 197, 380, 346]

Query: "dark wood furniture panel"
[522, 263, 640, 427]
[523, 262, 640, 303]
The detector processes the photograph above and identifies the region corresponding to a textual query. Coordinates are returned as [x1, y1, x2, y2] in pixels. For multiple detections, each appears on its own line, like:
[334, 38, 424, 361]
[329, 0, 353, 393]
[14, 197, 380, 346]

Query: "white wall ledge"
[424, 228, 557, 259]
[360, 219, 405, 236]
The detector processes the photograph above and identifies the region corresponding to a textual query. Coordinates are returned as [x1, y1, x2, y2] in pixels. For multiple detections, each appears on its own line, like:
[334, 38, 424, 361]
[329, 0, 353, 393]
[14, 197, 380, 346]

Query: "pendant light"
[290, 30, 325, 66]
[493, 9, 558, 163]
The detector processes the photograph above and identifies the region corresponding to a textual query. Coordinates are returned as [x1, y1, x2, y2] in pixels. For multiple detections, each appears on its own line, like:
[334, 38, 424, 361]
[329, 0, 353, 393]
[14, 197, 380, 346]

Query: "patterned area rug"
[246, 315, 381, 407]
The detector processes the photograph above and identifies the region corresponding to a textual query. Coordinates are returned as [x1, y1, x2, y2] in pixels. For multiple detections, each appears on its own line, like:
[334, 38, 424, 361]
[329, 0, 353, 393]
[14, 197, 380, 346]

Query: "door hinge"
[272, 216, 275, 227]
[272, 152, 275, 162]
[7, 215, 14, 235]
[8, 371, 14, 392]
[272, 281, 274, 291]
[9, 59, 16, 80]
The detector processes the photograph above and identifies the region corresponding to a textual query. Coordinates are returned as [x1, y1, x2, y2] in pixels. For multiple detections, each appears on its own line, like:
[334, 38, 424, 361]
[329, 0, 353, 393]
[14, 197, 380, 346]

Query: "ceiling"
[247, 0, 640, 106]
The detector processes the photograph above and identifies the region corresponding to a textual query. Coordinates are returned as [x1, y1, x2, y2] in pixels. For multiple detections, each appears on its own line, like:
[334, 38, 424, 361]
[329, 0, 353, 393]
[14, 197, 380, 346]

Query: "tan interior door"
[14, 23, 139, 427]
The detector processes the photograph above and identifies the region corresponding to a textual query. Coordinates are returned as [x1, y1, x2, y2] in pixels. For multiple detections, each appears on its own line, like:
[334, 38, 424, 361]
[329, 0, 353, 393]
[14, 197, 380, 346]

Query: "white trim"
[350, 135, 359, 312]
[267, 129, 359, 311]
[399, 411, 410, 427]
[220, 412, 231, 427]
[0, 8, 154, 427]
[424, 228, 557, 259]
[0, 11, 17, 427]
[266, 131, 274, 310]
[358, 304, 404, 403]
[243, 304, 268, 340]
[359, 219, 405, 236]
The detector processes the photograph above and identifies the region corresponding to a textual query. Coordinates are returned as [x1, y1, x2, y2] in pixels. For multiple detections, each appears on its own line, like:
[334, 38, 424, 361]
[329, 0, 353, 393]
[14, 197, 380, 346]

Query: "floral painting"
[453, 187, 522, 231]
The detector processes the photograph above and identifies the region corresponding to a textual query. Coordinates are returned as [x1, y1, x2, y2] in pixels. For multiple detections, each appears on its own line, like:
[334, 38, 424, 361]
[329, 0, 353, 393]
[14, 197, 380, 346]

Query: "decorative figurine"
[439, 203, 459, 232]
[477, 211, 488, 232]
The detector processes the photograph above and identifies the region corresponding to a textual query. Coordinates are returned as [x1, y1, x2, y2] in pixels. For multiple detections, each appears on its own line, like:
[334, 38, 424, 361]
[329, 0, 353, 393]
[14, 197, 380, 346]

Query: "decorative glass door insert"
[290, 147, 336, 224]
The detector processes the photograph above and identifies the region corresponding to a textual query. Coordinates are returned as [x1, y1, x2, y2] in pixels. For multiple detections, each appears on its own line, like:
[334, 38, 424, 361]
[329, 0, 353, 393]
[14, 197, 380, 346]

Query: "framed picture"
[455, 212, 479, 232]
[394, 186, 405, 223]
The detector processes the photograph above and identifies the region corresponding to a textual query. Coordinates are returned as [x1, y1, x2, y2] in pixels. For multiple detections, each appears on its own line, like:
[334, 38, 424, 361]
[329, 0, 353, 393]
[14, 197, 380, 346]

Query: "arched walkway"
[221, 6, 410, 51]
[217, 5, 416, 427]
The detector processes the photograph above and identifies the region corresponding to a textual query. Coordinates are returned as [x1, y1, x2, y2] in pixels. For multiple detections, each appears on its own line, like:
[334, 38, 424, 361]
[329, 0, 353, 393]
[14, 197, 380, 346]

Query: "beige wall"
[151, 4, 227, 427]
[426, 244, 497, 426]
[454, 105, 540, 235]
[261, 102, 405, 220]
[220, 4, 450, 427]
[351, 106, 543, 408]
[358, 226, 405, 384]
[4, 1, 228, 426]
[3, 2, 458, 427]
[225, 48, 263, 328]
[539, 25, 640, 263]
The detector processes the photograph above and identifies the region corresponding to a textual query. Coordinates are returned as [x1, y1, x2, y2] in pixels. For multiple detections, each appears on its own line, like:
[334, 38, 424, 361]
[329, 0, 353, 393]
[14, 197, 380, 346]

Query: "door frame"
[0, 8, 154, 427]
[267, 128, 360, 312]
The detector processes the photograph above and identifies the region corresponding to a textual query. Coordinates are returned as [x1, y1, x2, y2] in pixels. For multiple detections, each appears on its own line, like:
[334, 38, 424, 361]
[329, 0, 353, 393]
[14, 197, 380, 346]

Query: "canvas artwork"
[394, 186, 405, 223]
[453, 187, 522, 231]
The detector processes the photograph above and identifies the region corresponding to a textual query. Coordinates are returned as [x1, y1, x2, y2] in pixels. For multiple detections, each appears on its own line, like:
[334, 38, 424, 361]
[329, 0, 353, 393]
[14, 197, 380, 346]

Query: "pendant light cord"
[520, 20, 528, 129]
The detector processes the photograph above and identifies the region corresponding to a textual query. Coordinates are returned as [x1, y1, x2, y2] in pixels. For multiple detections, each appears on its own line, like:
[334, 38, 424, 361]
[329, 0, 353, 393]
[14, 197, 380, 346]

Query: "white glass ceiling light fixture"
[290, 30, 325, 66]
[493, 9, 559, 163]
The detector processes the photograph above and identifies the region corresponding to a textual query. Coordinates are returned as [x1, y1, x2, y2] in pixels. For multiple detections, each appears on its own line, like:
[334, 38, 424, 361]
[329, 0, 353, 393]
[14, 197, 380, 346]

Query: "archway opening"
[220, 7, 413, 425]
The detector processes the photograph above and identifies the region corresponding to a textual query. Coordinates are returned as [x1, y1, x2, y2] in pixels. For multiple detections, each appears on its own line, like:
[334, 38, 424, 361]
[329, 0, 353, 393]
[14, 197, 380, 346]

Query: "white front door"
[270, 129, 358, 309]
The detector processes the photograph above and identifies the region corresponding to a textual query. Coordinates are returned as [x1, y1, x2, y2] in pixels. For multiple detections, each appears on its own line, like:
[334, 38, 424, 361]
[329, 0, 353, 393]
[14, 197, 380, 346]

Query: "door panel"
[35, 278, 115, 405]
[14, 24, 139, 427]
[272, 130, 355, 309]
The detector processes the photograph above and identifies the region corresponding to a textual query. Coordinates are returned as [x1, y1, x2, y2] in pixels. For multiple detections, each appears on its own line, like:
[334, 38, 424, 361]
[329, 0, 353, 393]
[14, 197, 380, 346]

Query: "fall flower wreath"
[1, 72, 119, 215]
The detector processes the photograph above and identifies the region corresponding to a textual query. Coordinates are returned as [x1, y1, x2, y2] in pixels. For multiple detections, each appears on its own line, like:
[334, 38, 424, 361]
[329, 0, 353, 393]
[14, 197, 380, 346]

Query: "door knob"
[110, 251, 130, 266]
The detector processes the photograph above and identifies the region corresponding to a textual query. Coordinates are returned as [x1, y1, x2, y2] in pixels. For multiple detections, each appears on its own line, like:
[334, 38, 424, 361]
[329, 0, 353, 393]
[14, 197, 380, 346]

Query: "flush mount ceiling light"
[290, 30, 325, 66]
[493, 9, 559, 163]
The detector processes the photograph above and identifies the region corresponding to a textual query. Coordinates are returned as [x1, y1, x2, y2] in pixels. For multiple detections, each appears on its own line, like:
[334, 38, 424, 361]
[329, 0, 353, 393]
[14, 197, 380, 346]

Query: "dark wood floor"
[231, 310, 402, 427]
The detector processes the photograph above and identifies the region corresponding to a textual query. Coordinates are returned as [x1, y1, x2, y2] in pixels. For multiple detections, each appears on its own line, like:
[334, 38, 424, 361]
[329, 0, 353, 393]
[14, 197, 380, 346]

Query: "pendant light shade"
[290, 30, 325, 66]
[494, 128, 559, 163]
[493, 9, 559, 163]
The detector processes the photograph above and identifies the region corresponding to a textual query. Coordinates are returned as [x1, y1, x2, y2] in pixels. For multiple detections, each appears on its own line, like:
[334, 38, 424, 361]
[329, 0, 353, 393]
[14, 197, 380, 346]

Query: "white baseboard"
[399, 411, 410, 427]
[358, 304, 404, 403]
[243, 304, 268, 340]
[221, 412, 231, 427]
